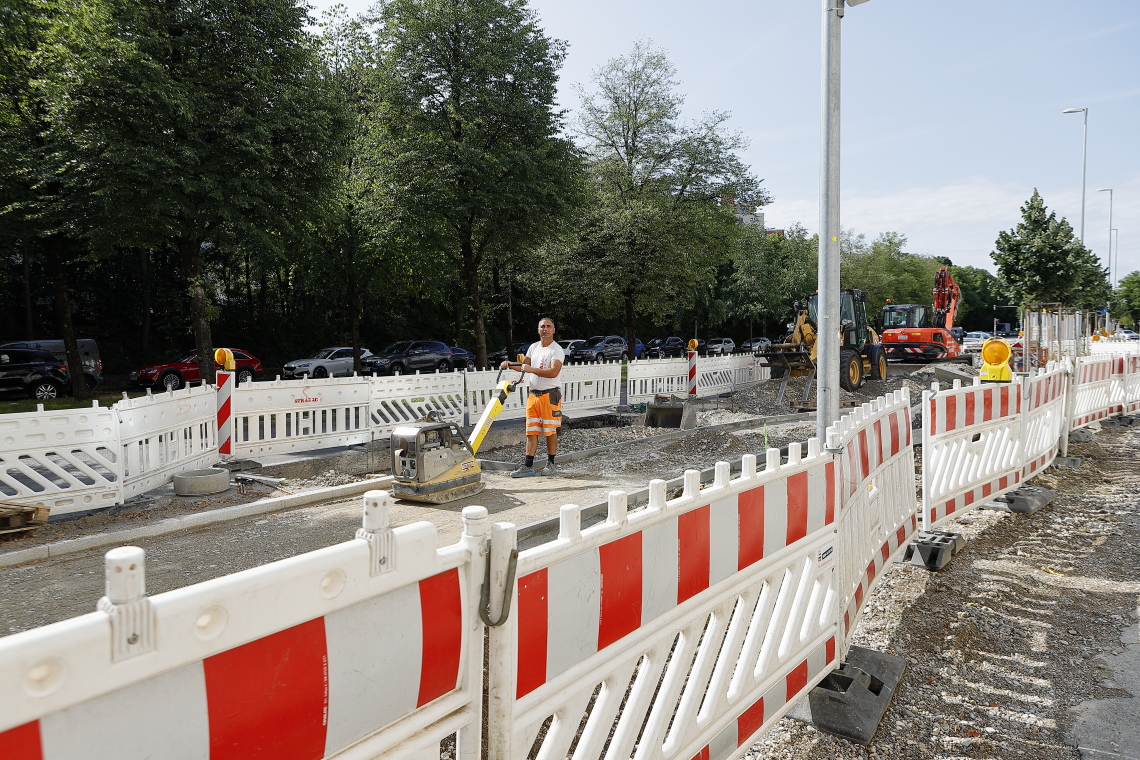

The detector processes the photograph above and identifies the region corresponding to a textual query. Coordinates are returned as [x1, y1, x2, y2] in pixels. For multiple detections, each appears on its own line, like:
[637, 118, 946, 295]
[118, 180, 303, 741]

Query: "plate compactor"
[390, 362, 525, 504]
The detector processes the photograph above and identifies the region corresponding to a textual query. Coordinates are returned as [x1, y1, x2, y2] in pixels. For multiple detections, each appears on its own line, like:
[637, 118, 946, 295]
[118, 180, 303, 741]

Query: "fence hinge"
[97, 547, 156, 662]
[357, 490, 395, 575]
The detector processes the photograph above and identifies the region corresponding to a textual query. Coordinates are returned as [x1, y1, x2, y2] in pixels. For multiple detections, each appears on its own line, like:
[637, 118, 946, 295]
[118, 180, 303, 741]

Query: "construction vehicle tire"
[869, 345, 887, 381]
[840, 350, 863, 392]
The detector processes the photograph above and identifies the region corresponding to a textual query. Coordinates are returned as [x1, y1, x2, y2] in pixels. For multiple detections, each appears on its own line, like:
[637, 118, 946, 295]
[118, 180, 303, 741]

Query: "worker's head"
[538, 317, 556, 338]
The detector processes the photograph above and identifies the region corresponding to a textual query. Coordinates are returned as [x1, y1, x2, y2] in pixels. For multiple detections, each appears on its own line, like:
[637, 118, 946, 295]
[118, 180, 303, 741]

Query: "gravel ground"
[745, 421, 1140, 760]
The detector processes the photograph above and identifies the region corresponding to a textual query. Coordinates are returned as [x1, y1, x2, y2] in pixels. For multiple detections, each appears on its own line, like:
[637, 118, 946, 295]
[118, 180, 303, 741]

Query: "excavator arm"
[932, 268, 961, 332]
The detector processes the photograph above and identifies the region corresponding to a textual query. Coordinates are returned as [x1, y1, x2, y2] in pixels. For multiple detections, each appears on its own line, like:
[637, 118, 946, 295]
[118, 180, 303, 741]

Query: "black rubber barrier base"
[1054, 456, 1083, 469]
[900, 529, 966, 571]
[787, 646, 906, 744]
[1069, 428, 1095, 443]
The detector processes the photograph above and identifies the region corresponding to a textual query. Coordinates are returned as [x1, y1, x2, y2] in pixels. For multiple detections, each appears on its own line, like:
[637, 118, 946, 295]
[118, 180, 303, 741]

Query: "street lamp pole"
[1098, 188, 1113, 286]
[817, 0, 870, 445]
[1063, 107, 1088, 244]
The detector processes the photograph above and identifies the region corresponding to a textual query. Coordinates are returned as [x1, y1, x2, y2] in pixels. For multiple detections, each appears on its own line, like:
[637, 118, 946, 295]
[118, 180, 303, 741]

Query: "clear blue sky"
[311, 0, 1139, 281]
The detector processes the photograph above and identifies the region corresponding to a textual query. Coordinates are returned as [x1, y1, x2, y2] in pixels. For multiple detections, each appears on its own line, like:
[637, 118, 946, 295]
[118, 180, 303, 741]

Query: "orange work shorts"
[525, 389, 562, 436]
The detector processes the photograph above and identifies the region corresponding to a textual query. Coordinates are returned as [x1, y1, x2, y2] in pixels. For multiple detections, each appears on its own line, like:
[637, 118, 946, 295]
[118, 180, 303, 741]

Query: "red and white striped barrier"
[0, 493, 488, 760]
[688, 349, 698, 397]
[1113, 354, 1140, 416]
[216, 370, 233, 456]
[1067, 355, 1116, 431]
[1020, 362, 1069, 481]
[828, 390, 917, 645]
[922, 378, 1025, 529]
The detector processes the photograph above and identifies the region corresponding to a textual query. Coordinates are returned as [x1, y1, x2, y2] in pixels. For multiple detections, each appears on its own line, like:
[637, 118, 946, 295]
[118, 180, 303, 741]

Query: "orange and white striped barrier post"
[214, 348, 235, 457]
[687, 339, 699, 398]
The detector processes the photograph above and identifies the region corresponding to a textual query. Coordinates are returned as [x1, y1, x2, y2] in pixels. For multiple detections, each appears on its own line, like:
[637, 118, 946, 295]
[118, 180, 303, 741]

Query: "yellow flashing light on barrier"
[978, 338, 1012, 383]
[213, 347, 235, 371]
[687, 339, 699, 351]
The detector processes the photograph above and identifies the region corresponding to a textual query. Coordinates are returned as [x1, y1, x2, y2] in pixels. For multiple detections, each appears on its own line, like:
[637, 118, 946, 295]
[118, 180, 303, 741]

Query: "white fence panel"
[627, 358, 688, 404]
[487, 441, 843, 760]
[559, 361, 621, 413]
[1020, 362, 1069, 481]
[0, 493, 489, 760]
[117, 385, 218, 502]
[230, 375, 372, 457]
[368, 372, 466, 435]
[1113, 354, 1140, 416]
[1068, 355, 1116, 431]
[465, 368, 531, 422]
[829, 389, 917, 650]
[1090, 339, 1140, 354]
[0, 403, 122, 516]
[921, 379, 1025, 530]
[732, 354, 769, 388]
[698, 355, 736, 396]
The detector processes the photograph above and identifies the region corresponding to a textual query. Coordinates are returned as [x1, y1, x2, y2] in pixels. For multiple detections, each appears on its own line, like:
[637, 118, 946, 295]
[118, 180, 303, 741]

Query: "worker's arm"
[499, 357, 562, 378]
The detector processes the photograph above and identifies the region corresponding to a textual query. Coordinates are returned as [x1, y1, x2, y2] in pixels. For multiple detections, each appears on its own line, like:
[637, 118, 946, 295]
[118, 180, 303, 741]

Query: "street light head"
[1062, 108, 1086, 114]
[846, 0, 873, 5]
[1097, 188, 1112, 192]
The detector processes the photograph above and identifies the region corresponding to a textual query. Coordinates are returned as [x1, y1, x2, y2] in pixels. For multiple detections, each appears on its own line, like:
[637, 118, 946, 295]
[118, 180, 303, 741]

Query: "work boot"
[538, 461, 557, 477]
[510, 462, 537, 478]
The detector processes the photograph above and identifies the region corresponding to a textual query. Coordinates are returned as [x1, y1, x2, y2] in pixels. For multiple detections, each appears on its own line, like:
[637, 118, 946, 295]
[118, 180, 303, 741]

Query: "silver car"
[961, 332, 992, 352]
[283, 347, 371, 379]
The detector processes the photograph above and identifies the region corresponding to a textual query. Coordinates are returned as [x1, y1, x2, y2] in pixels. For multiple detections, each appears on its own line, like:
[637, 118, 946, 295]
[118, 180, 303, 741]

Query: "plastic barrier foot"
[1102, 418, 1123, 428]
[1054, 456, 1083, 469]
[1069, 429, 1095, 443]
[1005, 485, 1056, 513]
[901, 530, 965, 571]
[798, 646, 906, 744]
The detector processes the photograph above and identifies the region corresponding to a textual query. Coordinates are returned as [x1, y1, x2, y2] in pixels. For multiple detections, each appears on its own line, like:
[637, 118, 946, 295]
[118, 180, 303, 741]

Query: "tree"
[364, 0, 582, 368]
[840, 231, 944, 316]
[992, 190, 1110, 308]
[729, 223, 817, 336]
[950, 265, 1001, 331]
[570, 41, 767, 358]
[1112, 271, 1140, 328]
[64, 0, 348, 384]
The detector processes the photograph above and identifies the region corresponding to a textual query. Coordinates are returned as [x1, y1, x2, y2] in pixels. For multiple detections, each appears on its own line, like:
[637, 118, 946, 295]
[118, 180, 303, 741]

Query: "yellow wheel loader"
[390, 360, 526, 504]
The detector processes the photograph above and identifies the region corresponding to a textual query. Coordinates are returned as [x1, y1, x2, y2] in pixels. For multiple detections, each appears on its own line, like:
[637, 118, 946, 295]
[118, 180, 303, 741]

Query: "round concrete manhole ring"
[173, 468, 231, 496]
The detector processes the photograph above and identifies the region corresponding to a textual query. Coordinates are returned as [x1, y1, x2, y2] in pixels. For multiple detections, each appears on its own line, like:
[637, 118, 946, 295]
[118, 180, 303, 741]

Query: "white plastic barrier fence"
[1020, 362, 1069, 481]
[1067, 355, 1117, 432]
[1113, 354, 1140, 417]
[0, 493, 488, 760]
[1090, 339, 1140, 354]
[0, 403, 122, 515]
[465, 362, 621, 422]
[922, 379, 1026, 529]
[484, 412, 914, 760]
[117, 385, 218, 501]
[698, 355, 737, 397]
[829, 390, 917, 646]
[627, 358, 688, 404]
[229, 375, 372, 457]
[368, 373, 466, 435]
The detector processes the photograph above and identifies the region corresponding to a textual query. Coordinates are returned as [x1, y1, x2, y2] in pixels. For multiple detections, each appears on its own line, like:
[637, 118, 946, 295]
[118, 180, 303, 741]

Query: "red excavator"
[879, 268, 963, 361]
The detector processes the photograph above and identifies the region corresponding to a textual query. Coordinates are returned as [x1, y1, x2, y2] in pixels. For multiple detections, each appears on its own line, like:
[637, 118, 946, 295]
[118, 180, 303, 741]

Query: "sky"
[310, 0, 1139, 281]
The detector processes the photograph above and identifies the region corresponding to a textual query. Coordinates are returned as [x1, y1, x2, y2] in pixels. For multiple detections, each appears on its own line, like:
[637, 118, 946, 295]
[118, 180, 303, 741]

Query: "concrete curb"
[478, 411, 816, 471]
[0, 477, 393, 569]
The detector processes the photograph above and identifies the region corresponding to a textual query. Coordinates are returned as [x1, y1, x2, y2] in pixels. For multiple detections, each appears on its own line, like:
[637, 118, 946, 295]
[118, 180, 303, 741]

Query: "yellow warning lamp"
[213, 347, 236, 371]
[978, 338, 1012, 383]
[885, 298, 892, 304]
[688, 339, 699, 351]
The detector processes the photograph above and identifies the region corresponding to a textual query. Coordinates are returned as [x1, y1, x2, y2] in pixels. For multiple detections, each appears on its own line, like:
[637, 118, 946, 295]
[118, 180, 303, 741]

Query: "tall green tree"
[364, 0, 582, 368]
[949, 265, 1001, 331]
[64, 0, 348, 384]
[1112, 271, 1140, 328]
[570, 41, 767, 358]
[840, 231, 944, 317]
[729, 223, 817, 336]
[992, 190, 1110, 309]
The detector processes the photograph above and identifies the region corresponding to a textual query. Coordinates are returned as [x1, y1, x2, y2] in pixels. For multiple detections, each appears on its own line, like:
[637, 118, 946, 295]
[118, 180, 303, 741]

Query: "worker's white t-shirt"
[525, 341, 565, 391]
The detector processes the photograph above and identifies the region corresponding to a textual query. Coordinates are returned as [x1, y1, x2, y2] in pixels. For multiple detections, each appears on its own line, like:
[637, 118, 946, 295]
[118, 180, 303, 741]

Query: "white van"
[0, 339, 103, 389]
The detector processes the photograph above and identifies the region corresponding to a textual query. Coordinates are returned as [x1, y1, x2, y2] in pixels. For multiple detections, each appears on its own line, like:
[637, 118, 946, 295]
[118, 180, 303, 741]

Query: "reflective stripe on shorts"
[525, 391, 563, 436]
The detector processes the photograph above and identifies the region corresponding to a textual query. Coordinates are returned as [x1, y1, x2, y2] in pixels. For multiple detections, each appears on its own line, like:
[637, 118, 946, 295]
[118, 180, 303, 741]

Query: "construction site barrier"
[1113, 354, 1140, 417]
[0, 493, 488, 760]
[464, 362, 623, 422]
[1066, 355, 1117, 432]
[117, 385, 218, 501]
[626, 355, 767, 405]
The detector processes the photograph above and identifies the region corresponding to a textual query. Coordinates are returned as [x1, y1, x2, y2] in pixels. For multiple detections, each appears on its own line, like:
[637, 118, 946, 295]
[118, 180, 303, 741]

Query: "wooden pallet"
[0, 500, 50, 538]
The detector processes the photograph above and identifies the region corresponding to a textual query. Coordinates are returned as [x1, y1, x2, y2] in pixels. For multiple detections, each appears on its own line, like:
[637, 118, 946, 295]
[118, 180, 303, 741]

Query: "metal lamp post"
[817, 0, 871, 445]
[1098, 188, 1113, 286]
[1062, 107, 1088, 244]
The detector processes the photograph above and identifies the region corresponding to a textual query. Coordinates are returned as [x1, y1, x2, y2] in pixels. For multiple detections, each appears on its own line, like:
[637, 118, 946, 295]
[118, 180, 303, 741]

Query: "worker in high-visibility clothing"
[501, 317, 565, 477]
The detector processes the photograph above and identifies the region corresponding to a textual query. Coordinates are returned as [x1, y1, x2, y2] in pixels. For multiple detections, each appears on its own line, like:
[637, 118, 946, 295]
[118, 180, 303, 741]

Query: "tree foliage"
[1112, 271, 1140, 328]
[840, 231, 944, 319]
[729, 223, 817, 335]
[992, 190, 1110, 309]
[949, 265, 1001, 331]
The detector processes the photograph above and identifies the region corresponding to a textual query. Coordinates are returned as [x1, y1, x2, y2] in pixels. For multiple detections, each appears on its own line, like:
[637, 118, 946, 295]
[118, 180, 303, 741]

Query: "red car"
[130, 349, 264, 391]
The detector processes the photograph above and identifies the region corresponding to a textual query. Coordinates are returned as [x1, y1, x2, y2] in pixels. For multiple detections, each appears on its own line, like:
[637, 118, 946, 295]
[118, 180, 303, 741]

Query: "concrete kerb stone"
[478, 411, 817, 471]
[0, 476, 393, 570]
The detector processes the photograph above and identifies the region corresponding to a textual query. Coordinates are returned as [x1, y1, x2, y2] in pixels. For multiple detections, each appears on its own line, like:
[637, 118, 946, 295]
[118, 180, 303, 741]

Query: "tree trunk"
[347, 249, 362, 374]
[22, 240, 34, 340]
[257, 269, 268, 326]
[624, 288, 637, 361]
[244, 253, 253, 314]
[493, 265, 510, 357]
[460, 239, 486, 368]
[139, 249, 151, 352]
[178, 236, 215, 385]
[43, 237, 90, 400]
[506, 266, 514, 355]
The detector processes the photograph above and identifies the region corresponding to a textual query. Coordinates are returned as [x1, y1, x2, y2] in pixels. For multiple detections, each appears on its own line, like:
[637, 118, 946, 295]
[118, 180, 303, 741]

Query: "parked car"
[282, 347, 371, 379]
[130, 349, 263, 391]
[707, 338, 735, 355]
[557, 339, 585, 354]
[961, 331, 992, 352]
[0, 339, 102, 390]
[633, 338, 645, 359]
[0, 348, 71, 399]
[448, 346, 477, 371]
[488, 343, 534, 368]
[737, 337, 772, 354]
[1118, 329, 1140, 341]
[645, 337, 686, 359]
[568, 335, 626, 363]
[363, 341, 453, 376]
